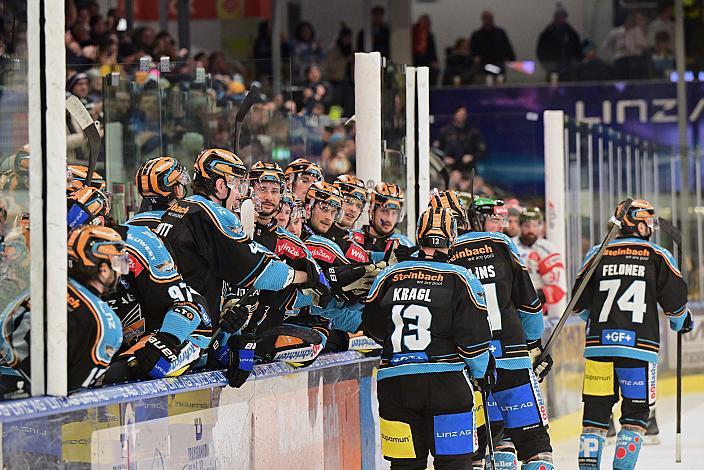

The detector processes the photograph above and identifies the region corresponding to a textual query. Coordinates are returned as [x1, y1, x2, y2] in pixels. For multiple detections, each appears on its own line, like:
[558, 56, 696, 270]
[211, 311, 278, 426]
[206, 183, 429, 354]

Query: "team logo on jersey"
[602, 329, 636, 347]
[154, 259, 175, 272]
[275, 238, 303, 259]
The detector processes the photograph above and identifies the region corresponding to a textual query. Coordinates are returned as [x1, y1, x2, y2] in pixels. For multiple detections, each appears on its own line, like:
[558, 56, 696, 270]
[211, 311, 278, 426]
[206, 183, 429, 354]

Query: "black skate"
[644, 410, 660, 445]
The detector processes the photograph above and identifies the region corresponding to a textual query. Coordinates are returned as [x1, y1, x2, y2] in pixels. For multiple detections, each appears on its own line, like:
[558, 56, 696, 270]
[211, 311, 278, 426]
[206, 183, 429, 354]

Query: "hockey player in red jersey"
[363, 207, 493, 470]
[514, 207, 567, 318]
[574, 200, 693, 470]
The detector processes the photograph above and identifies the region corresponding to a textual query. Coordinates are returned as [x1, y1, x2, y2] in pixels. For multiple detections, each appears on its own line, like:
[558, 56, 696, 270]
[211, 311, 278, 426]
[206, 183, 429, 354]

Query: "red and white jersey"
[513, 236, 567, 318]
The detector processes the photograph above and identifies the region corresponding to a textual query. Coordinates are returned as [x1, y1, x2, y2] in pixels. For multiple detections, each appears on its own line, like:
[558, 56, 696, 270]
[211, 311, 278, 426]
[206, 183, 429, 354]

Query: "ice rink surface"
[552, 392, 704, 469]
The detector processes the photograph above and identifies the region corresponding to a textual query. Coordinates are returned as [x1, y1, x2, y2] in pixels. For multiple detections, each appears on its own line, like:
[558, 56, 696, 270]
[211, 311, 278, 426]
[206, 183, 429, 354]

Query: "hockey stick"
[660, 218, 683, 462]
[480, 387, 496, 470]
[536, 198, 633, 368]
[232, 83, 261, 154]
[66, 95, 101, 187]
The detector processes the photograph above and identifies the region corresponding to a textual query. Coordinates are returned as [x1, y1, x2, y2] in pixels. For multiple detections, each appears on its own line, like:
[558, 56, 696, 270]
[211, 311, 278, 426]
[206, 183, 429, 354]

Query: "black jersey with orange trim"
[449, 231, 543, 369]
[574, 236, 689, 363]
[362, 259, 492, 380]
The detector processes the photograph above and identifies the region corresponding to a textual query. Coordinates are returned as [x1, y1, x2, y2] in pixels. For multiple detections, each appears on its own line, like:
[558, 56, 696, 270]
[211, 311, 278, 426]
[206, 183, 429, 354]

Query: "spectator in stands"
[602, 12, 650, 79]
[443, 38, 475, 86]
[357, 5, 390, 58]
[536, 3, 582, 80]
[652, 31, 675, 78]
[253, 20, 290, 82]
[572, 40, 613, 81]
[412, 15, 439, 86]
[434, 105, 486, 173]
[323, 24, 355, 116]
[302, 64, 329, 115]
[648, 1, 675, 47]
[289, 21, 324, 85]
[469, 10, 515, 77]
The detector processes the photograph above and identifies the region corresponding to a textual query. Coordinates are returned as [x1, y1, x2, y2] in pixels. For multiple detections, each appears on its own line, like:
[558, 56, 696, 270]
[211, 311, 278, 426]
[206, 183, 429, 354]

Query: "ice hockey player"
[64, 185, 212, 382]
[276, 190, 305, 237]
[128, 156, 191, 230]
[352, 182, 413, 261]
[285, 157, 324, 201]
[66, 163, 108, 193]
[574, 200, 693, 470]
[514, 207, 567, 318]
[157, 149, 326, 386]
[432, 191, 553, 470]
[362, 206, 493, 470]
[329, 174, 368, 234]
[66, 225, 126, 390]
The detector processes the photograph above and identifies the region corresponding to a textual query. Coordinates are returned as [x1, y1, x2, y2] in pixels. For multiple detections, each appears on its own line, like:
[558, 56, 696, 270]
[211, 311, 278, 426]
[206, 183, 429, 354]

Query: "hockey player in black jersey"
[433, 191, 553, 470]
[66, 225, 126, 391]
[362, 207, 492, 470]
[285, 157, 324, 201]
[128, 156, 191, 230]
[325, 174, 368, 244]
[156, 149, 326, 387]
[352, 182, 413, 262]
[276, 190, 305, 237]
[575, 200, 693, 470]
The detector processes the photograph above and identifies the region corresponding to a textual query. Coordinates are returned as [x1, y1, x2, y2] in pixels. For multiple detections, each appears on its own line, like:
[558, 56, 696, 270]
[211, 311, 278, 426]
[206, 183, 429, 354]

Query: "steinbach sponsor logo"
[450, 244, 493, 261]
[391, 271, 444, 283]
[276, 238, 303, 259]
[605, 247, 650, 258]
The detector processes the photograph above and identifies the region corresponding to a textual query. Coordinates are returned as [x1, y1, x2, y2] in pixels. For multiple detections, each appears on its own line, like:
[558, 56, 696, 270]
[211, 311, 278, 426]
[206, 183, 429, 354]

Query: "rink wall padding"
[0, 352, 381, 469]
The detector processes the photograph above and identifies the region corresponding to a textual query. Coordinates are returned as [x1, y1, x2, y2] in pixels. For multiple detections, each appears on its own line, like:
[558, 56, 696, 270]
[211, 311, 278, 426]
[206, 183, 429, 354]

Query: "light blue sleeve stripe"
[518, 310, 544, 341]
[463, 350, 490, 379]
[253, 260, 293, 291]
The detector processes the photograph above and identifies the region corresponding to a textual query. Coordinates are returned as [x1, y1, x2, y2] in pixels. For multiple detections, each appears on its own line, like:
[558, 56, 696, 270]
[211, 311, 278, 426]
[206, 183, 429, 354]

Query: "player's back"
[576, 237, 688, 362]
[364, 260, 490, 380]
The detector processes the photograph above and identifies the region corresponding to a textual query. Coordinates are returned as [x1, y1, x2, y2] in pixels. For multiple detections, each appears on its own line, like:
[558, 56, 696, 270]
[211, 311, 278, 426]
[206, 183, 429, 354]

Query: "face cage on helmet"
[310, 199, 344, 224]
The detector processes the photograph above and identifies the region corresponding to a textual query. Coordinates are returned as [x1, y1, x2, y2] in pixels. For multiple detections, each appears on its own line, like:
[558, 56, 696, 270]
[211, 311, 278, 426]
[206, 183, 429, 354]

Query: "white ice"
[552, 392, 704, 469]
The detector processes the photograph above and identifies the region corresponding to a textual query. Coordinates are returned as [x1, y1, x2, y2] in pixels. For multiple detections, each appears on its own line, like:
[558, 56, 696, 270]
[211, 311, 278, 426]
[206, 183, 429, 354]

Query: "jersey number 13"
[391, 304, 432, 352]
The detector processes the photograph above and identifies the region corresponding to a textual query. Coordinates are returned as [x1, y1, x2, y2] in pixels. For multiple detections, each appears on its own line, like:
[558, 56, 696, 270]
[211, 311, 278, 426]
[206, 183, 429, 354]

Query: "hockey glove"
[680, 311, 695, 334]
[225, 332, 257, 388]
[219, 299, 250, 334]
[327, 264, 367, 299]
[302, 262, 332, 308]
[473, 353, 497, 392]
[342, 263, 383, 296]
[393, 244, 420, 262]
[528, 339, 553, 382]
[133, 332, 182, 379]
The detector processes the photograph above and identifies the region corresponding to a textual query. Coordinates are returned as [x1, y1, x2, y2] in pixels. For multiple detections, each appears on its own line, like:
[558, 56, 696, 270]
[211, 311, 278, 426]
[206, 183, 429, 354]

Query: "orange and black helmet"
[617, 199, 658, 234]
[305, 181, 343, 208]
[334, 174, 368, 204]
[285, 158, 323, 181]
[67, 225, 128, 275]
[67, 186, 111, 229]
[370, 182, 404, 209]
[249, 161, 284, 181]
[135, 156, 190, 202]
[429, 189, 468, 228]
[193, 148, 247, 182]
[67, 164, 107, 193]
[417, 207, 457, 249]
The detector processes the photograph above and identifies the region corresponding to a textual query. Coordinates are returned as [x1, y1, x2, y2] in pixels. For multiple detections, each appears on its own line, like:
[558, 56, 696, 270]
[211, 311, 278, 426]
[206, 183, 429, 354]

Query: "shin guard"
[613, 429, 644, 470]
[578, 433, 604, 470]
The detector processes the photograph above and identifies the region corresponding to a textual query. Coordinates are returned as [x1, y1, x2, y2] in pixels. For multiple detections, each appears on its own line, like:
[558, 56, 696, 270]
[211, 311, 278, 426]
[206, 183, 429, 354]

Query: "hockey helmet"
[470, 196, 508, 228]
[305, 181, 343, 222]
[281, 190, 306, 223]
[135, 156, 190, 203]
[67, 186, 111, 229]
[67, 164, 107, 192]
[519, 207, 543, 224]
[249, 161, 286, 193]
[333, 174, 368, 204]
[417, 207, 458, 249]
[67, 225, 129, 276]
[429, 189, 468, 228]
[285, 158, 323, 182]
[370, 182, 405, 222]
[617, 199, 658, 234]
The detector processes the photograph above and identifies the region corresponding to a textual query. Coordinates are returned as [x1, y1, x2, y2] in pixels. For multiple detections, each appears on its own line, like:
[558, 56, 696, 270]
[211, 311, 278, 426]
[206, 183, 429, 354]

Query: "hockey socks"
[521, 461, 554, 470]
[613, 429, 644, 470]
[488, 450, 518, 469]
[578, 432, 605, 469]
